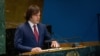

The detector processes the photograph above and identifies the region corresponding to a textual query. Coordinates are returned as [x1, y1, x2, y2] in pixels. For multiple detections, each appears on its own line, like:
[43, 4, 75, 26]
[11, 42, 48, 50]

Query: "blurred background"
[0, 0, 100, 56]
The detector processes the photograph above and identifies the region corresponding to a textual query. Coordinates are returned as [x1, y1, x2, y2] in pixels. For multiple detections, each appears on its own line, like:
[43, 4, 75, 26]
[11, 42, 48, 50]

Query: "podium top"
[20, 46, 86, 56]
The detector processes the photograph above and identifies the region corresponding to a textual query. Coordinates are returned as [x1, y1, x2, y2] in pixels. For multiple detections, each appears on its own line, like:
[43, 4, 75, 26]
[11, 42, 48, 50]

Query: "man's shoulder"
[39, 23, 45, 26]
[17, 22, 28, 29]
[38, 23, 46, 27]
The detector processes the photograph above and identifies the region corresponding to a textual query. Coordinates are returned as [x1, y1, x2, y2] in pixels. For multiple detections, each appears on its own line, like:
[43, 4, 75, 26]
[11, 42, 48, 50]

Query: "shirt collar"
[28, 21, 37, 28]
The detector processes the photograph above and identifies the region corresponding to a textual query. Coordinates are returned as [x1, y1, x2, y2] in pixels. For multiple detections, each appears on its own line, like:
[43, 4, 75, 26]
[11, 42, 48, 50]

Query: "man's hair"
[25, 5, 40, 21]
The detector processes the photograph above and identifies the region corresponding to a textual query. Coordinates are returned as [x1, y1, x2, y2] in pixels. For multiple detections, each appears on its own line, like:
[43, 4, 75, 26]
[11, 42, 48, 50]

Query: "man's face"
[30, 11, 40, 24]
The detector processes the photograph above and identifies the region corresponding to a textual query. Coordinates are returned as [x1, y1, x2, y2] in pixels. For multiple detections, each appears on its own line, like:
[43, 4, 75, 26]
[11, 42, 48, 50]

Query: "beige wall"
[5, 0, 44, 28]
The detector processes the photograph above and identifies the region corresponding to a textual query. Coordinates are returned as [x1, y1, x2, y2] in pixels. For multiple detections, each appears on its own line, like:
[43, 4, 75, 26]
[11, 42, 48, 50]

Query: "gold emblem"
[66, 51, 80, 56]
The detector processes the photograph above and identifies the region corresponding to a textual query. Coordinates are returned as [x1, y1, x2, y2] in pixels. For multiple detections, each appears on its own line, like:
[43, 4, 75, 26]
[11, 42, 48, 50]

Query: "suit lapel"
[25, 22, 43, 46]
[25, 22, 37, 42]
[37, 24, 42, 44]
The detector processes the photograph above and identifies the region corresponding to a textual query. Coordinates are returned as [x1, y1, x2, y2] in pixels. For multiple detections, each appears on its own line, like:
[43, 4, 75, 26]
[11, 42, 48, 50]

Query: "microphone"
[51, 32, 69, 43]
[45, 39, 55, 43]
[45, 32, 84, 48]
[44, 32, 64, 49]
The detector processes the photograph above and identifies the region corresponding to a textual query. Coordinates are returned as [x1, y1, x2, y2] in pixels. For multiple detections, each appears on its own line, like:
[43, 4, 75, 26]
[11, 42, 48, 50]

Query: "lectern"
[20, 46, 87, 56]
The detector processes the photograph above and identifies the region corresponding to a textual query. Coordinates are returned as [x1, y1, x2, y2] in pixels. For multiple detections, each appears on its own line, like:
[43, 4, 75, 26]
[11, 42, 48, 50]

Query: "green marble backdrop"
[0, 0, 6, 54]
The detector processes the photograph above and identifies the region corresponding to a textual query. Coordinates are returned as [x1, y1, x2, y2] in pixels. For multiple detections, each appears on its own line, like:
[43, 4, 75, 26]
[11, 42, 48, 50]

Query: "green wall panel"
[0, 0, 6, 54]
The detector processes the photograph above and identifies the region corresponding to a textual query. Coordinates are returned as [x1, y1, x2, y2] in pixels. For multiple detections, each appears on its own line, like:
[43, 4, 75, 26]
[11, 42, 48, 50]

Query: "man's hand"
[51, 41, 60, 48]
[31, 47, 42, 52]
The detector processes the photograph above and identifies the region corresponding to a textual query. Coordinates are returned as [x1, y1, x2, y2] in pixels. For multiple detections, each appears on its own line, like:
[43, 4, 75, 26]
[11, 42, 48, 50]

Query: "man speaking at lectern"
[14, 5, 59, 53]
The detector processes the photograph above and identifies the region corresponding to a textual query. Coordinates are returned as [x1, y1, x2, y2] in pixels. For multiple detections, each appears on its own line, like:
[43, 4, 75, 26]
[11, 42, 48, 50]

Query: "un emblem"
[66, 51, 80, 56]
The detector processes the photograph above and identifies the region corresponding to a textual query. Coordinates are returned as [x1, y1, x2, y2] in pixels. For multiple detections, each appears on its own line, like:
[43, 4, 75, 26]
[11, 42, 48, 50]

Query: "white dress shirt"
[28, 21, 39, 34]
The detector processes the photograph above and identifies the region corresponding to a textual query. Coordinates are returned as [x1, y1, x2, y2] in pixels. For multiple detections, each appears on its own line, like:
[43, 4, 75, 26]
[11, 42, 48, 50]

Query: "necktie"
[33, 25, 39, 42]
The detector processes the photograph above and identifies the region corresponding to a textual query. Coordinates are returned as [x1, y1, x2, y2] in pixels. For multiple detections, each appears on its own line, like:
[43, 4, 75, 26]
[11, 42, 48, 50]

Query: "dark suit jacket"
[14, 22, 52, 52]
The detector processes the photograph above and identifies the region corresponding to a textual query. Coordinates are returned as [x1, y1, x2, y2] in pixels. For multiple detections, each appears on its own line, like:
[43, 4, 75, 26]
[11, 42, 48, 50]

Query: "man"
[14, 5, 59, 53]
